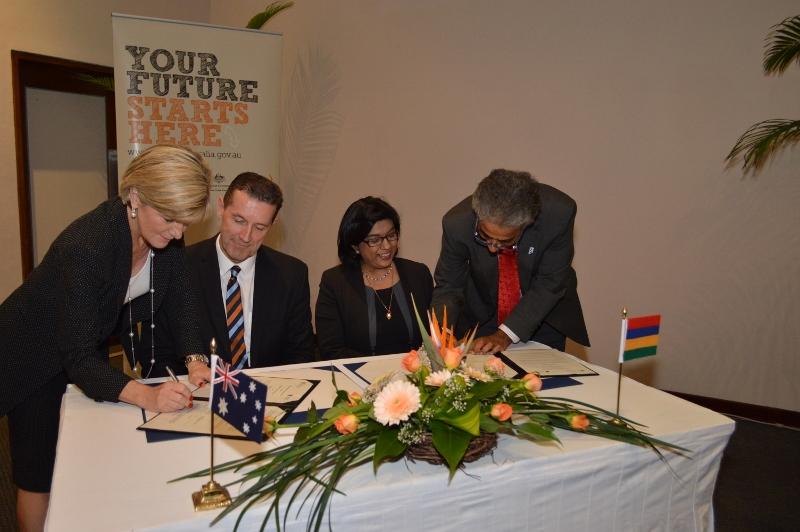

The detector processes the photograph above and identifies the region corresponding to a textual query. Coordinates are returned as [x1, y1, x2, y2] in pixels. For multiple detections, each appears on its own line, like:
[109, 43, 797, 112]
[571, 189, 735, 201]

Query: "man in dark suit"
[431, 169, 589, 353]
[179, 172, 315, 384]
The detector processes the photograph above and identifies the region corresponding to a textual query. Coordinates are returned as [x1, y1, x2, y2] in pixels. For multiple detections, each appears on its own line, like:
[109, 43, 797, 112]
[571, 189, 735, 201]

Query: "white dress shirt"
[215, 236, 256, 366]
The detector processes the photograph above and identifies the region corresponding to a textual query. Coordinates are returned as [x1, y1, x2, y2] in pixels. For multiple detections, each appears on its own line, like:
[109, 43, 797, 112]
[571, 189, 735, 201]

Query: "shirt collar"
[215, 235, 257, 279]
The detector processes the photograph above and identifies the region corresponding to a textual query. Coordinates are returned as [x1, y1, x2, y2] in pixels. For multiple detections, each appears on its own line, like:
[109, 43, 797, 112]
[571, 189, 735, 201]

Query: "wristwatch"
[184, 354, 210, 367]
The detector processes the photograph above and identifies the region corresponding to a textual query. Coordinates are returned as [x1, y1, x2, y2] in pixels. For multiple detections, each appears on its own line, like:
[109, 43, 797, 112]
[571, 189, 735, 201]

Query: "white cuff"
[498, 324, 520, 344]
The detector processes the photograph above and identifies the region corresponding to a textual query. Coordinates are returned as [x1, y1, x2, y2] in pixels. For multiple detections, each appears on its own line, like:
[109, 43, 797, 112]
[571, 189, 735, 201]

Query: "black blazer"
[170, 236, 315, 367]
[431, 186, 590, 346]
[315, 257, 433, 359]
[0, 198, 203, 414]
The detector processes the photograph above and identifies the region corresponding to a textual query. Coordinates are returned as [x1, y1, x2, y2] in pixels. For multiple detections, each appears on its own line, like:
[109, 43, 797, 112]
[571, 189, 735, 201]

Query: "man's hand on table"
[470, 329, 512, 354]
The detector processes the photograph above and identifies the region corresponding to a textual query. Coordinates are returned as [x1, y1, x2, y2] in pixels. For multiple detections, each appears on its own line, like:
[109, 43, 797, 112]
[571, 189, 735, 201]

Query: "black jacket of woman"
[0, 198, 203, 414]
[315, 257, 433, 359]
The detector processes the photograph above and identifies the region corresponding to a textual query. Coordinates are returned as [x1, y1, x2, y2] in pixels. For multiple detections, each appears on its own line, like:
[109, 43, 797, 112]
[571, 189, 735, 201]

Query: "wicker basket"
[406, 432, 498, 465]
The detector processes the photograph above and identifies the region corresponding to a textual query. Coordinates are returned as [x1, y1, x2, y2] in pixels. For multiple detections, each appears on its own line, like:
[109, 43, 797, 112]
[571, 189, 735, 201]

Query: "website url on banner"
[128, 148, 242, 160]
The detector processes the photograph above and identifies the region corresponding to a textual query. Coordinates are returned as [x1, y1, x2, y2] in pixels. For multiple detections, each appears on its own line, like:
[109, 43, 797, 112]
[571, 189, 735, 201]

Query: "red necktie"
[497, 248, 520, 325]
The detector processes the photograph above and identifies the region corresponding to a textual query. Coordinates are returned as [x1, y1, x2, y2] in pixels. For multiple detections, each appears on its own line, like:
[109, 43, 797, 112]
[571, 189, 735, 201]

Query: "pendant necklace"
[127, 249, 156, 378]
[365, 266, 394, 320]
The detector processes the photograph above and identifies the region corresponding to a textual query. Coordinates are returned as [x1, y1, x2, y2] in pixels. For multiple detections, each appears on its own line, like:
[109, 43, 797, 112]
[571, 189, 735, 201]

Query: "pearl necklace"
[363, 265, 393, 283]
[127, 249, 155, 378]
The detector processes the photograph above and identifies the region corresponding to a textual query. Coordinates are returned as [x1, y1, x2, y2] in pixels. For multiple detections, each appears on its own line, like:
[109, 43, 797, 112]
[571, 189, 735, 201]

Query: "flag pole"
[193, 338, 232, 511]
[615, 308, 627, 421]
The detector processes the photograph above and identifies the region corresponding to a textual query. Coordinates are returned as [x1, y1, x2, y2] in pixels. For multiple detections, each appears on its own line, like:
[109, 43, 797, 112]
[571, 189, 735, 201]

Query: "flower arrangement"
[177, 305, 686, 531]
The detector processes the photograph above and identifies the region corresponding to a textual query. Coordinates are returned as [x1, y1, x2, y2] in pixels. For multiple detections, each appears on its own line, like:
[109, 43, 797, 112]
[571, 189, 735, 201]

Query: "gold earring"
[131, 207, 138, 219]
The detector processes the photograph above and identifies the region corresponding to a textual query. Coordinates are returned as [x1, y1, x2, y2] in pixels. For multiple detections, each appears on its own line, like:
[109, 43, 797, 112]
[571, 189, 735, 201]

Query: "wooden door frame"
[11, 50, 117, 277]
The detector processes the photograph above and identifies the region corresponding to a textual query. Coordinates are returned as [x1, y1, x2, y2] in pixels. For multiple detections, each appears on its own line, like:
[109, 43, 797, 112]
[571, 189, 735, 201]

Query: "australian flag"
[209, 355, 268, 443]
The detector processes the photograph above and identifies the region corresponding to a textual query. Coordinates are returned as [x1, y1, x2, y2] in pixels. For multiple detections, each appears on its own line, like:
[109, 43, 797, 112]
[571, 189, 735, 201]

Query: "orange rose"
[442, 347, 464, 370]
[569, 414, 590, 430]
[522, 373, 542, 392]
[334, 414, 360, 434]
[346, 391, 362, 407]
[263, 416, 278, 438]
[490, 402, 513, 422]
[402, 350, 422, 372]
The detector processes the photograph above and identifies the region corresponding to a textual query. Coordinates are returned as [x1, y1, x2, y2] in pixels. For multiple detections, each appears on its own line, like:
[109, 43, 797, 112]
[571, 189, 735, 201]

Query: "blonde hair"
[119, 145, 211, 224]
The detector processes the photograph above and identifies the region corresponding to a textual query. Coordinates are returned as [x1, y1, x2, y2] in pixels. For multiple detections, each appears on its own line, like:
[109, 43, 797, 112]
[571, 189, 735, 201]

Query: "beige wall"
[2, 2, 798, 411]
[208, 0, 800, 411]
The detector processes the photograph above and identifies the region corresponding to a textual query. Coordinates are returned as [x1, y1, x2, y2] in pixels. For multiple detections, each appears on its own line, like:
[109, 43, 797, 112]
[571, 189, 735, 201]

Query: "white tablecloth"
[46, 352, 734, 531]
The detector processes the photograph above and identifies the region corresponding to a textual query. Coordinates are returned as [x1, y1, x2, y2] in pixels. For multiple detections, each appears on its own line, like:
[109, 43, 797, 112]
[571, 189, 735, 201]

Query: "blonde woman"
[0, 144, 210, 531]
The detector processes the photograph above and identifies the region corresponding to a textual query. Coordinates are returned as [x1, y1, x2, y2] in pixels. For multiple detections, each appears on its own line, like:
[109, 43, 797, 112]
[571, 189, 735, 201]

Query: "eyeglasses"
[473, 220, 519, 251]
[362, 231, 399, 248]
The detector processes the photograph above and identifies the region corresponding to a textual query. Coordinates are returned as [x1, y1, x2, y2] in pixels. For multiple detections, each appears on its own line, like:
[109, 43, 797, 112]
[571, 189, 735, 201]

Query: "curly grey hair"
[471, 169, 541, 227]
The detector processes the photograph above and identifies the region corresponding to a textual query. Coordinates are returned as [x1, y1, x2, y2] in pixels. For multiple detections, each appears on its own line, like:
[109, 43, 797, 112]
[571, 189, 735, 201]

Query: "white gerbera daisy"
[373, 380, 421, 426]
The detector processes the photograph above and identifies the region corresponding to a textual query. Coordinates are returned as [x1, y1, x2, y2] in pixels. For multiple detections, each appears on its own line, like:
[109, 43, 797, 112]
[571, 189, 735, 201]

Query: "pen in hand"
[165, 366, 179, 383]
[165, 366, 192, 409]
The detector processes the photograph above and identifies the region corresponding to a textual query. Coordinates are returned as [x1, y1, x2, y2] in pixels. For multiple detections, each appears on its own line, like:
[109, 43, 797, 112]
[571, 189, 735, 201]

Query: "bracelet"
[184, 354, 210, 368]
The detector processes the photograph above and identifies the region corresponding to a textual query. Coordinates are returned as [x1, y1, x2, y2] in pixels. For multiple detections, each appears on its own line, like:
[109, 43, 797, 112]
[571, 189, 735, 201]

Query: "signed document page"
[138, 402, 286, 439]
[500, 348, 598, 377]
[192, 375, 315, 404]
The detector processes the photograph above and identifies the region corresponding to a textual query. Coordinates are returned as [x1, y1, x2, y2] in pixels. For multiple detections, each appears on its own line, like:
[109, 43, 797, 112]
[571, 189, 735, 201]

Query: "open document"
[138, 375, 317, 440]
[500, 348, 598, 377]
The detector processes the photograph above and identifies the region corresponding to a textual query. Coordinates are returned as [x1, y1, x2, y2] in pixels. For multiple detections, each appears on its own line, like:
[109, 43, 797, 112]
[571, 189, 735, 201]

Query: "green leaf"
[411, 294, 445, 370]
[246, 1, 294, 30]
[435, 399, 480, 436]
[479, 413, 501, 433]
[515, 421, 558, 442]
[430, 420, 472, 475]
[307, 401, 318, 423]
[725, 119, 800, 175]
[469, 380, 508, 399]
[763, 15, 800, 75]
[372, 428, 406, 471]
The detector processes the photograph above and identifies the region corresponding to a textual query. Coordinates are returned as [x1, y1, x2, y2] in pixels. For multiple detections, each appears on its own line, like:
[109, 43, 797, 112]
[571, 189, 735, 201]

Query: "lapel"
[249, 246, 273, 359]
[344, 264, 367, 304]
[198, 238, 230, 357]
[516, 222, 539, 293]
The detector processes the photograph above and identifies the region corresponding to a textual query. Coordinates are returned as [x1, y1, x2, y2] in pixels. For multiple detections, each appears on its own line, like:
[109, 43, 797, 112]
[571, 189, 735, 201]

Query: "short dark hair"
[337, 196, 401, 267]
[223, 172, 283, 215]
[472, 169, 541, 227]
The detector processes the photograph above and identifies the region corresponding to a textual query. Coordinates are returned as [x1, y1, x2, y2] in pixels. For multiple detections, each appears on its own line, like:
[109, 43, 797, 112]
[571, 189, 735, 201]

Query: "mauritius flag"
[618, 314, 661, 363]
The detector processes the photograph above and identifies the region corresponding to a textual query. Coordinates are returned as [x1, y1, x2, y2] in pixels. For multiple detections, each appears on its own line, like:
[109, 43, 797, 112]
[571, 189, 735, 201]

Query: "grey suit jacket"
[431, 185, 589, 346]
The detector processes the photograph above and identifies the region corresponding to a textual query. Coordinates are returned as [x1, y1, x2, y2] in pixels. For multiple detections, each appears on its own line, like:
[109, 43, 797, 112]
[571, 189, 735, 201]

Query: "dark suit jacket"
[431, 186, 589, 346]
[170, 237, 315, 367]
[0, 198, 203, 414]
[315, 257, 433, 359]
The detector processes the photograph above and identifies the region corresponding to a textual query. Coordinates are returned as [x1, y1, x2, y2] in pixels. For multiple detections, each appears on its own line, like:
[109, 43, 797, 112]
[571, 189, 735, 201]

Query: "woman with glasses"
[315, 196, 432, 359]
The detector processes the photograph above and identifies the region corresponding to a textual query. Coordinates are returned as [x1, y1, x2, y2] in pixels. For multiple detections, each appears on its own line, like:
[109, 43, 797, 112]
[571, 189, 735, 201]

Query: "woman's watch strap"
[184, 354, 210, 367]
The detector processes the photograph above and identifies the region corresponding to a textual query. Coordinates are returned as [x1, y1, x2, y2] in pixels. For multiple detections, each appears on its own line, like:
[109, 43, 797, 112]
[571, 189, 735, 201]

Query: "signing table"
[47, 348, 734, 531]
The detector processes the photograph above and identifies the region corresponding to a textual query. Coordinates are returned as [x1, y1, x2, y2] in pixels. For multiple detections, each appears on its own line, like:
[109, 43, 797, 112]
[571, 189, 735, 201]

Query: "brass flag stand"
[192, 339, 232, 511]
[611, 308, 628, 426]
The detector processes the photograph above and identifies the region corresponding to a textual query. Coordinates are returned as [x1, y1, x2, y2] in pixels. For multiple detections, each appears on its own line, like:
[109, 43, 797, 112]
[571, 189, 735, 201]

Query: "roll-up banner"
[112, 13, 282, 240]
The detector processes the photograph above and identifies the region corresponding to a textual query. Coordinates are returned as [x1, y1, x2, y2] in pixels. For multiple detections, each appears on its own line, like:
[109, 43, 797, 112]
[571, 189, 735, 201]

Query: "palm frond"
[246, 1, 294, 30]
[763, 15, 800, 75]
[725, 119, 800, 174]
